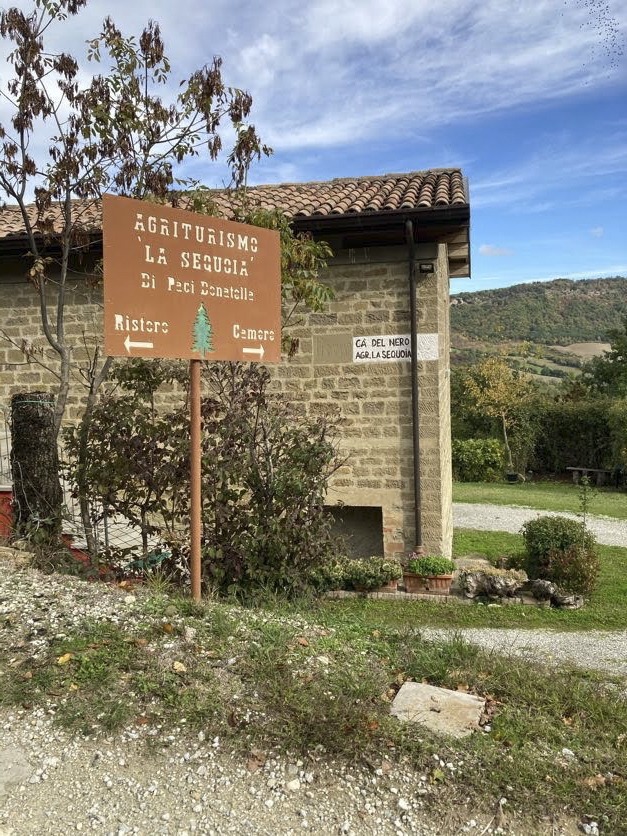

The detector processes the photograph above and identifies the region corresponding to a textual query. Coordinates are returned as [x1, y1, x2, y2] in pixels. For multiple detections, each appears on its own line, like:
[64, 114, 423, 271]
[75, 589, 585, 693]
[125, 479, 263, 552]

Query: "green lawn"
[313, 529, 627, 631]
[453, 479, 627, 520]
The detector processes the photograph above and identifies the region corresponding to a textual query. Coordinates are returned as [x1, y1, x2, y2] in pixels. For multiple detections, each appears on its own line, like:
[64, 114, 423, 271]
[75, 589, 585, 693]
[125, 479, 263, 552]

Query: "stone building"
[0, 169, 471, 558]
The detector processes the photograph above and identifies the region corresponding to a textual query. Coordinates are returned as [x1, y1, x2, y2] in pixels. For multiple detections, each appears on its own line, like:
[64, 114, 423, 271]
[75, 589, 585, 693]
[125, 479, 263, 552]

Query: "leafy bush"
[306, 557, 350, 592]
[406, 555, 455, 576]
[608, 398, 627, 470]
[530, 398, 614, 473]
[342, 557, 402, 591]
[452, 438, 505, 482]
[520, 515, 599, 595]
[66, 361, 343, 596]
[193, 363, 343, 595]
[544, 544, 600, 596]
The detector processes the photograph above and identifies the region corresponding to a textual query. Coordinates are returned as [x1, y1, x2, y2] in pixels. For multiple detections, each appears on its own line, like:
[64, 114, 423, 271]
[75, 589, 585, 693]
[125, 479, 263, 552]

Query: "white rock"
[286, 779, 301, 792]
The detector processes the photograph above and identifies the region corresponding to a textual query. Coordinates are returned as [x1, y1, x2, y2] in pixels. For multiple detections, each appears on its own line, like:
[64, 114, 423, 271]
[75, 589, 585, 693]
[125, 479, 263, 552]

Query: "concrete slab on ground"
[390, 682, 485, 738]
[0, 745, 32, 801]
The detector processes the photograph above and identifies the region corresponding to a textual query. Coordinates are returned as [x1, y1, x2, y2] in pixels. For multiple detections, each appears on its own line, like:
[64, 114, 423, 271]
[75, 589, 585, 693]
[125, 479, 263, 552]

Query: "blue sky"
[1, 0, 626, 293]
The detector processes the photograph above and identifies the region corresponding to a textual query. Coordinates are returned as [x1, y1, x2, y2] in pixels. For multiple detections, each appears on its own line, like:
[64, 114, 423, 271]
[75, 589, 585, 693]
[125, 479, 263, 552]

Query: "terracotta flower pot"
[0, 487, 13, 538]
[403, 571, 453, 595]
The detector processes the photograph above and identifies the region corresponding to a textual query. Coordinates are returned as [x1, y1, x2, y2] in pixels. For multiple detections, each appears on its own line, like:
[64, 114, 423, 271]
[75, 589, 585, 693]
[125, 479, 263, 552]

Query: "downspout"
[405, 220, 424, 554]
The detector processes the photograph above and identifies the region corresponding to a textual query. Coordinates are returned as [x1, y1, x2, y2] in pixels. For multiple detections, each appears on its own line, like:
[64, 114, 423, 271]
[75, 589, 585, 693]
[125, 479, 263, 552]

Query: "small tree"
[0, 1, 269, 543]
[464, 357, 536, 472]
[581, 317, 627, 396]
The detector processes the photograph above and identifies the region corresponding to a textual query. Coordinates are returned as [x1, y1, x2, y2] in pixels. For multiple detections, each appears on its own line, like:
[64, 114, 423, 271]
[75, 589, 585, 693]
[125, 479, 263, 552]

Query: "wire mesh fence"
[1, 411, 166, 562]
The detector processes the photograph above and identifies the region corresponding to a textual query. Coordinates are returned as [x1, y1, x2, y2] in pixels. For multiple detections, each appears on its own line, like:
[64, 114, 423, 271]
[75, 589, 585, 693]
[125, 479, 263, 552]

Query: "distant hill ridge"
[451, 276, 627, 344]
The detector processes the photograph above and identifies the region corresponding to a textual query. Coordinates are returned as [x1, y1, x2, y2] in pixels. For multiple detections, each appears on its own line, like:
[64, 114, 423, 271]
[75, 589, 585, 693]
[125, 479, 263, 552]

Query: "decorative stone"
[458, 569, 526, 599]
[531, 579, 556, 600]
[552, 591, 584, 609]
[0, 746, 32, 801]
[390, 682, 484, 738]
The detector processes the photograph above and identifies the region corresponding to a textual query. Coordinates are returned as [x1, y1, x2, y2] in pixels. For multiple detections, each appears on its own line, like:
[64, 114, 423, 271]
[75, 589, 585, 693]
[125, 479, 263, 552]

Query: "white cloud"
[590, 226, 605, 238]
[470, 131, 627, 211]
[479, 244, 514, 256]
[1, 0, 624, 162]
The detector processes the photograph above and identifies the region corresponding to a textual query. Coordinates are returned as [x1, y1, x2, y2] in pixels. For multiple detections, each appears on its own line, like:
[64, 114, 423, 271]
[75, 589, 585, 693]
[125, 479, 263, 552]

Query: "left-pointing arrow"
[124, 335, 154, 353]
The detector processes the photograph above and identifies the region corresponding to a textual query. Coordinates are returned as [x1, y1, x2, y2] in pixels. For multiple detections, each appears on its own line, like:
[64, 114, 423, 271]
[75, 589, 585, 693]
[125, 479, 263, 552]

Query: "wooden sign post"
[102, 195, 281, 600]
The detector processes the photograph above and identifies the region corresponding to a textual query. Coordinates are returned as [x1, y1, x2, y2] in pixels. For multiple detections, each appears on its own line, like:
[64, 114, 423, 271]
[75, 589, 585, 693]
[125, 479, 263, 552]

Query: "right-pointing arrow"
[242, 344, 265, 359]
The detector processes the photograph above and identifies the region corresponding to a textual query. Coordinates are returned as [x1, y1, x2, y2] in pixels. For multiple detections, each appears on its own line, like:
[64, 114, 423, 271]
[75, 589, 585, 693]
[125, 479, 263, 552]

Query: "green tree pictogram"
[192, 304, 214, 357]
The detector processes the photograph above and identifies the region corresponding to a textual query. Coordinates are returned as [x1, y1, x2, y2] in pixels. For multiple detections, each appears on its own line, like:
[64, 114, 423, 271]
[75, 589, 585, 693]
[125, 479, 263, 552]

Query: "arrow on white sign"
[124, 335, 154, 353]
[243, 344, 265, 359]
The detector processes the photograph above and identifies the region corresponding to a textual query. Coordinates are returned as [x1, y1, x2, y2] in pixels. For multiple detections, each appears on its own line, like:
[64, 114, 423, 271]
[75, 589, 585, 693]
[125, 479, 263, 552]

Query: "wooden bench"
[566, 466, 613, 486]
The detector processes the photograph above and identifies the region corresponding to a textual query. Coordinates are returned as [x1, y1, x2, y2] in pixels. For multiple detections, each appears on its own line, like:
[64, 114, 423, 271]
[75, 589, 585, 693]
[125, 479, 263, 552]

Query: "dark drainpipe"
[405, 220, 424, 555]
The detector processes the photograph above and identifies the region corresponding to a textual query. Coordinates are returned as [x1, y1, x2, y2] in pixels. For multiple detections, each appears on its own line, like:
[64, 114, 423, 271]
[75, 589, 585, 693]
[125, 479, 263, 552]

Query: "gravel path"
[421, 627, 627, 678]
[0, 544, 621, 836]
[453, 502, 627, 547]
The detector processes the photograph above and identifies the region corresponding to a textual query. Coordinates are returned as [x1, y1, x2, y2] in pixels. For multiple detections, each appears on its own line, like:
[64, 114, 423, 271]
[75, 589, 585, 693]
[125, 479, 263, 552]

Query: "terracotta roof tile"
[0, 169, 468, 242]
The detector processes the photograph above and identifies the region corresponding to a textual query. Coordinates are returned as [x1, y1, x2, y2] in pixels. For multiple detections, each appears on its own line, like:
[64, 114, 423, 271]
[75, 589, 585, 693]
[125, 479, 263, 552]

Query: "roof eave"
[291, 203, 470, 236]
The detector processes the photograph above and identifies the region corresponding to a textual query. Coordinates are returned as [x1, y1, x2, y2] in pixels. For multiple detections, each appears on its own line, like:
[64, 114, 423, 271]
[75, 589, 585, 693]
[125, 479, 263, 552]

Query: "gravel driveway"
[453, 502, 627, 547]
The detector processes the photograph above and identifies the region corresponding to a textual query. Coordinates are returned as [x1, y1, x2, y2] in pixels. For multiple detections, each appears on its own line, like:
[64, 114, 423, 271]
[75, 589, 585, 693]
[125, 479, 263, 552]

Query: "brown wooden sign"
[103, 194, 281, 362]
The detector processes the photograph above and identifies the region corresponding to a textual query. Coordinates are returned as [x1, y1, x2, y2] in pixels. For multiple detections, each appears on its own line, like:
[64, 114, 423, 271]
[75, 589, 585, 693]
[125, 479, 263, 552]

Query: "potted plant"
[403, 554, 455, 594]
[343, 557, 402, 592]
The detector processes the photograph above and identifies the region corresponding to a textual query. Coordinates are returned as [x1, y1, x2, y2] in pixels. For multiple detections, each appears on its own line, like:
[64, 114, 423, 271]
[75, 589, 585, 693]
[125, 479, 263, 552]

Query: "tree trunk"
[76, 402, 97, 560]
[501, 413, 514, 471]
[11, 392, 63, 537]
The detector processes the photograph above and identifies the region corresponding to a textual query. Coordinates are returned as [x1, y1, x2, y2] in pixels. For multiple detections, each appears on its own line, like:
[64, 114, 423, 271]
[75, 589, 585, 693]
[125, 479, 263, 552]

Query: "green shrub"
[521, 515, 599, 594]
[68, 361, 343, 596]
[342, 557, 402, 590]
[452, 438, 504, 482]
[608, 397, 627, 469]
[306, 557, 350, 592]
[545, 544, 600, 596]
[530, 398, 613, 474]
[406, 555, 455, 576]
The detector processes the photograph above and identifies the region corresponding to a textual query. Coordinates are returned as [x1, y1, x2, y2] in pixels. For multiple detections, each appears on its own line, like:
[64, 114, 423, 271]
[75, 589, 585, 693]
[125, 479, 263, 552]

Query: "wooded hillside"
[451, 277, 627, 344]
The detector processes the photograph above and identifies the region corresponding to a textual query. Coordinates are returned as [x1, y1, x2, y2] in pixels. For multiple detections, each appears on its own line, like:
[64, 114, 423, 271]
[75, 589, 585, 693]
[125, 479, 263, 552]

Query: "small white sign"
[353, 333, 439, 364]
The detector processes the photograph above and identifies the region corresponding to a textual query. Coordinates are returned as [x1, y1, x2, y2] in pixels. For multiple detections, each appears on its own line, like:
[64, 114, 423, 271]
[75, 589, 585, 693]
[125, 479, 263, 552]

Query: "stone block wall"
[0, 240, 453, 557]
[0, 258, 103, 423]
[270, 242, 453, 558]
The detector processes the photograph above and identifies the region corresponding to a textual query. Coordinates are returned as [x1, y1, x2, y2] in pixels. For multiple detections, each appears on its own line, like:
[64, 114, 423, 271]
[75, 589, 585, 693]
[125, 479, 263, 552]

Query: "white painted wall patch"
[353, 333, 439, 363]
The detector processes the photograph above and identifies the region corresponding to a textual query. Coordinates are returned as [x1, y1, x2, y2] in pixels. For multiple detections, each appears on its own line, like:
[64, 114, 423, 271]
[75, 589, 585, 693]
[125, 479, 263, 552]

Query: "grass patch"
[453, 480, 627, 520]
[312, 530, 627, 631]
[453, 528, 523, 562]
[0, 615, 226, 735]
[2, 580, 627, 832]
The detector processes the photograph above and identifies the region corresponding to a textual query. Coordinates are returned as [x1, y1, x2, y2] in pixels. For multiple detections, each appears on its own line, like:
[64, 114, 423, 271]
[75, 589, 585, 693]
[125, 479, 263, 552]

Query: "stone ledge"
[326, 589, 550, 606]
